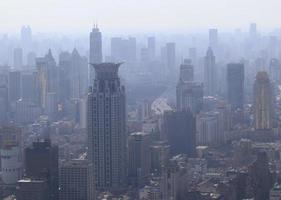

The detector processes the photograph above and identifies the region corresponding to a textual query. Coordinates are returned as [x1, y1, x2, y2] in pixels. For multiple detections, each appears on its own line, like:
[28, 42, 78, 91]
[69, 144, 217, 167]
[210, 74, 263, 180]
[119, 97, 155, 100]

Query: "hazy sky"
[1, 0, 281, 34]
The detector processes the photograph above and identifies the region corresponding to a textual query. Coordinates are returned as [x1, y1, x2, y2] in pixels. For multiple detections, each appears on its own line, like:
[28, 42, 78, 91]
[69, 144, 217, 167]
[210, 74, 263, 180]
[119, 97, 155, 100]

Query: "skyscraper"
[204, 47, 216, 96]
[253, 71, 273, 130]
[269, 58, 281, 84]
[209, 28, 218, 50]
[25, 140, 59, 200]
[8, 71, 21, 103]
[176, 60, 203, 114]
[166, 42, 176, 74]
[147, 37, 156, 61]
[89, 25, 102, 85]
[59, 159, 95, 200]
[162, 110, 196, 157]
[13, 48, 23, 70]
[87, 63, 127, 191]
[128, 132, 151, 187]
[227, 63, 244, 110]
[36, 50, 58, 111]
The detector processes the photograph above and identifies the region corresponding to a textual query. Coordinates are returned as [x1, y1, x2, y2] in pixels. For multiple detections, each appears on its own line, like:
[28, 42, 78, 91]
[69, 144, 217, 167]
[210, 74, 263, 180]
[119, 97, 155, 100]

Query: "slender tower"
[253, 71, 273, 130]
[204, 47, 216, 96]
[89, 25, 102, 85]
[87, 63, 127, 191]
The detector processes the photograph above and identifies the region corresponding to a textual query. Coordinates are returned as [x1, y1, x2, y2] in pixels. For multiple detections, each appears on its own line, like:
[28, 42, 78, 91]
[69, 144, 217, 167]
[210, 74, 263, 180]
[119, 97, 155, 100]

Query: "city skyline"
[1, 0, 281, 34]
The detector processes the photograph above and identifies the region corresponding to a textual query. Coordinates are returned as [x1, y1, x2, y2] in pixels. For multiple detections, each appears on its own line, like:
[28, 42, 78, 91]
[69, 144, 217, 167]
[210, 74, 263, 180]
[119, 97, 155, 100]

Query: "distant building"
[36, 50, 58, 110]
[0, 126, 23, 185]
[150, 141, 170, 174]
[59, 159, 95, 200]
[269, 58, 281, 84]
[253, 71, 273, 130]
[128, 132, 152, 187]
[16, 179, 48, 200]
[227, 63, 244, 110]
[13, 48, 23, 70]
[25, 140, 58, 200]
[196, 111, 224, 146]
[209, 29, 218, 50]
[8, 71, 21, 103]
[162, 110, 196, 157]
[87, 63, 127, 191]
[204, 47, 216, 96]
[111, 37, 136, 62]
[89, 25, 102, 85]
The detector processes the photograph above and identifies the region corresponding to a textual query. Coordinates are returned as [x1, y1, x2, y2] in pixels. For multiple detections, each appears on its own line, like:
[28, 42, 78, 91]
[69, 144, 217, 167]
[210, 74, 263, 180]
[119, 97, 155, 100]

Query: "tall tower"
[209, 28, 218, 50]
[176, 59, 203, 114]
[204, 47, 216, 96]
[87, 63, 127, 191]
[89, 25, 102, 85]
[25, 140, 59, 200]
[253, 71, 272, 130]
[227, 63, 244, 110]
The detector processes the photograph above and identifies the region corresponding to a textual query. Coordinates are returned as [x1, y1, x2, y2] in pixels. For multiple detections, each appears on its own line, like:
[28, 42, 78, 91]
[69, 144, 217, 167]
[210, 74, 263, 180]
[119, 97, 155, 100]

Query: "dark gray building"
[227, 63, 244, 110]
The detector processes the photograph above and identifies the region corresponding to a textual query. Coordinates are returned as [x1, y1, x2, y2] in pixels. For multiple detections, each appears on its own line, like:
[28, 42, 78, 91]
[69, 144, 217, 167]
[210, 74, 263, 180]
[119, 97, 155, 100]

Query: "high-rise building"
[89, 25, 102, 85]
[21, 26, 32, 54]
[69, 49, 88, 99]
[13, 48, 23, 70]
[25, 140, 59, 200]
[253, 71, 273, 130]
[269, 58, 281, 84]
[21, 71, 38, 103]
[189, 48, 197, 65]
[150, 141, 170, 174]
[8, 71, 21, 102]
[147, 37, 156, 61]
[249, 23, 257, 38]
[87, 63, 127, 191]
[196, 111, 224, 146]
[27, 52, 36, 67]
[0, 126, 23, 185]
[209, 29, 218, 50]
[36, 50, 58, 110]
[0, 85, 8, 123]
[166, 42, 176, 74]
[162, 110, 196, 157]
[111, 37, 137, 62]
[227, 63, 244, 110]
[204, 47, 216, 96]
[59, 159, 95, 200]
[176, 60, 203, 114]
[16, 179, 48, 200]
[128, 132, 152, 187]
[178, 59, 194, 82]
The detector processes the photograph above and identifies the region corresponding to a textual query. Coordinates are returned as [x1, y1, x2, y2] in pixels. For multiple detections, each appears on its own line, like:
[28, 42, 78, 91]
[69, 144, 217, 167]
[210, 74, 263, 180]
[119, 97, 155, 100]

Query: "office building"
[111, 37, 136, 62]
[162, 110, 196, 157]
[16, 179, 48, 200]
[269, 58, 281, 84]
[89, 25, 102, 85]
[128, 132, 152, 187]
[204, 47, 216, 96]
[59, 159, 95, 200]
[0, 126, 23, 185]
[227, 63, 244, 110]
[209, 29, 218, 50]
[13, 48, 23, 70]
[253, 71, 273, 130]
[87, 63, 127, 191]
[36, 50, 58, 110]
[25, 140, 59, 200]
[8, 71, 21, 103]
